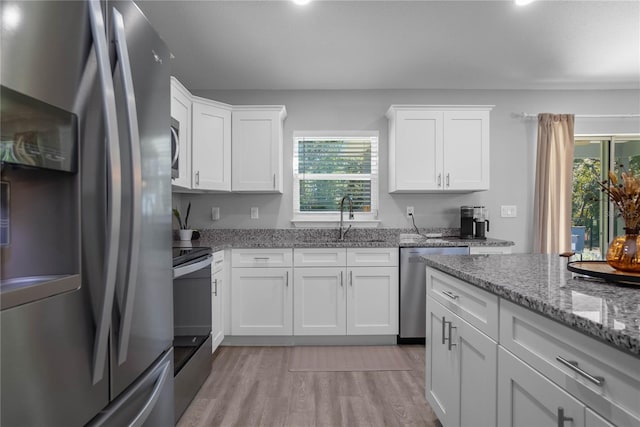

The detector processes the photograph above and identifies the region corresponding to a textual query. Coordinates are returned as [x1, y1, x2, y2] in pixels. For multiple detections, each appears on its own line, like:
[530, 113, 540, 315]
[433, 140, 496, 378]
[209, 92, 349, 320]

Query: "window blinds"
[293, 135, 378, 213]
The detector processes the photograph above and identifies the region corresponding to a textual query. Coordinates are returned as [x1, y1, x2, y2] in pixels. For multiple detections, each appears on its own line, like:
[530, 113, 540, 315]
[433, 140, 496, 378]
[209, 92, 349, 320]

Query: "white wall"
[177, 88, 640, 253]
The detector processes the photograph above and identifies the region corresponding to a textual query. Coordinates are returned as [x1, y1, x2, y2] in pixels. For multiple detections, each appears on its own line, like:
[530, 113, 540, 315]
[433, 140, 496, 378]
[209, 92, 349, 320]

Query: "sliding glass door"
[572, 135, 640, 259]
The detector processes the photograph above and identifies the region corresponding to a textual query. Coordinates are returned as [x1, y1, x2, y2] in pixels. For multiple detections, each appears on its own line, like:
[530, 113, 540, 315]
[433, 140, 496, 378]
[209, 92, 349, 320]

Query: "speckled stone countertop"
[422, 254, 640, 357]
[173, 228, 514, 252]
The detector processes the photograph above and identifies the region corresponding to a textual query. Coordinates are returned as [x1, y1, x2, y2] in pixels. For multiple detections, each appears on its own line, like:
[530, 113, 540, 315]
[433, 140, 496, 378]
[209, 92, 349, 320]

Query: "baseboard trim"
[221, 335, 398, 346]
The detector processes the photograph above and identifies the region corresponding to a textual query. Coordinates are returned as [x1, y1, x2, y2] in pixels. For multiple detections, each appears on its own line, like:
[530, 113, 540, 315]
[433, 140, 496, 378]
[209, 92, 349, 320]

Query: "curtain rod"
[515, 112, 640, 119]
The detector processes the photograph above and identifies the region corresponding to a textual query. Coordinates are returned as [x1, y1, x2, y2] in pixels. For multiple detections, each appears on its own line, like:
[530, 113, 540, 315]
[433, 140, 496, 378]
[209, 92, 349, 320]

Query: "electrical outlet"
[406, 206, 414, 218]
[501, 205, 517, 217]
[251, 207, 259, 219]
[211, 207, 220, 221]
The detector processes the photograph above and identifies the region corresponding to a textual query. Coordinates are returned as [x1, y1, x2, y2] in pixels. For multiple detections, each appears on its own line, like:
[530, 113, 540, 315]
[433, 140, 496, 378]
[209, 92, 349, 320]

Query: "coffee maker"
[473, 206, 490, 240]
[460, 206, 475, 239]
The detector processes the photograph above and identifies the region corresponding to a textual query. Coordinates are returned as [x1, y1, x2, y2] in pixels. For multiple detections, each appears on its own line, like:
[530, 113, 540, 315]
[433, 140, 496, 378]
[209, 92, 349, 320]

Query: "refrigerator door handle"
[88, 0, 122, 385]
[112, 7, 142, 367]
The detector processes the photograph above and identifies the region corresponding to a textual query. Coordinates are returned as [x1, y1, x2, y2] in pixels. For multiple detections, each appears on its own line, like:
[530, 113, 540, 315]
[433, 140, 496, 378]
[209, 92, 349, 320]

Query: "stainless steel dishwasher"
[399, 246, 469, 343]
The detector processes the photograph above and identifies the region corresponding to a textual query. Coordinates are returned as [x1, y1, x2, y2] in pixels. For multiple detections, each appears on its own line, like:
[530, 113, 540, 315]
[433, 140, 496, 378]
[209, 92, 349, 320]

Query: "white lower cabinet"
[211, 250, 225, 352]
[292, 248, 399, 336]
[498, 347, 585, 427]
[230, 248, 293, 336]
[426, 296, 497, 427]
[293, 267, 346, 335]
[347, 266, 398, 335]
[231, 267, 292, 335]
[427, 268, 639, 427]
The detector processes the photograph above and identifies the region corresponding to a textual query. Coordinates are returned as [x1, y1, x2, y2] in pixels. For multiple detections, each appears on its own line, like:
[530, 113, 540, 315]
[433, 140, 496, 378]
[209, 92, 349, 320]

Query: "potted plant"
[173, 202, 193, 241]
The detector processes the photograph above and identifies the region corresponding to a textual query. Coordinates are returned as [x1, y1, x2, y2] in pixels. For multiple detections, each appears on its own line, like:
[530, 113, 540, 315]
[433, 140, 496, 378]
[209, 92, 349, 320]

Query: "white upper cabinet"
[191, 96, 232, 191]
[386, 105, 492, 193]
[232, 106, 286, 193]
[170, 77, 191, 190]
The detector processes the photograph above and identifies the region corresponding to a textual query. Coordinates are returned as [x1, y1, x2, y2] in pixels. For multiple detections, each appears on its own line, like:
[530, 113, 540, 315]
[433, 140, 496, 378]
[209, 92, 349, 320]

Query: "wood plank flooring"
[177, 345, 441, 427]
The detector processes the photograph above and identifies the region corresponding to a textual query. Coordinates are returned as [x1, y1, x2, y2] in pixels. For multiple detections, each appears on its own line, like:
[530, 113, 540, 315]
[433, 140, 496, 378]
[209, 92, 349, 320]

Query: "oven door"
[170, 117, 179, 179]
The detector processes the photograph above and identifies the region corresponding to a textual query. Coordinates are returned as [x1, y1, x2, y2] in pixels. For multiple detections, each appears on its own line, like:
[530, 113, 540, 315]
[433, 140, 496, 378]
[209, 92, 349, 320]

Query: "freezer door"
[106, 0, 173, 399]
[88, 348, 175, 427]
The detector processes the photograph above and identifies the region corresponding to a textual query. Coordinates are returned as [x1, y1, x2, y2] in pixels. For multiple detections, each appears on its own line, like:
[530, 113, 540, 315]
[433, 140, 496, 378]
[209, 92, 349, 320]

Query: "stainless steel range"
[172, 246, 213, 422]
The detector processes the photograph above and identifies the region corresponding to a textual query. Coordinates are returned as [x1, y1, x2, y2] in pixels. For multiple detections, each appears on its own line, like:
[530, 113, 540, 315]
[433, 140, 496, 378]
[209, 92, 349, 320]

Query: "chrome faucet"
[338, 195, 354, 240]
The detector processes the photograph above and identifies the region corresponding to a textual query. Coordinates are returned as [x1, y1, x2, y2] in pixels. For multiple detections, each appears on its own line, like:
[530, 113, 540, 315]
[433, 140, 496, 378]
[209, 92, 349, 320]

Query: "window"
[293, 131, 379, 223]
[572, 135, 640, 259]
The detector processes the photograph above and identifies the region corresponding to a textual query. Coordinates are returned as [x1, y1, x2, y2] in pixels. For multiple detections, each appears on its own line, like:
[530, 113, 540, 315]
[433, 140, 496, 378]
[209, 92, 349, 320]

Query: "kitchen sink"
[297, 237, 389, 244]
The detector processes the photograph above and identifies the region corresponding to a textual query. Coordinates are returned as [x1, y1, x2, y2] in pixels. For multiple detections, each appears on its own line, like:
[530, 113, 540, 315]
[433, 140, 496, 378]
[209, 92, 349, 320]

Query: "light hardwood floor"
[177, 345, 441, 427]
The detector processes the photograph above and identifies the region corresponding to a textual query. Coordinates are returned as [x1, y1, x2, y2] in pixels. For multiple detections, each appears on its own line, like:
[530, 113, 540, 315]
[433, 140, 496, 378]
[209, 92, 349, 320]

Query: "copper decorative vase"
[606, 229, 640, 272]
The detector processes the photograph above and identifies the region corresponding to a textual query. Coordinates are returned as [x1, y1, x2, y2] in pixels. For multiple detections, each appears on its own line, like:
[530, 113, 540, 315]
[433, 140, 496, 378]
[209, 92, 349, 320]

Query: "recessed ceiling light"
[515, 0, 536, 5]
[2, 5, 21, 30]
[292, 0, 312, 5]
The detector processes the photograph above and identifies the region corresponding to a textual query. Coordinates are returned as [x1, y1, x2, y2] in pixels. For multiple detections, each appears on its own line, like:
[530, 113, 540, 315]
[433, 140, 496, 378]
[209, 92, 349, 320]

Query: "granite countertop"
[173, 228, 514, 252]
[422, 254, 640, 357]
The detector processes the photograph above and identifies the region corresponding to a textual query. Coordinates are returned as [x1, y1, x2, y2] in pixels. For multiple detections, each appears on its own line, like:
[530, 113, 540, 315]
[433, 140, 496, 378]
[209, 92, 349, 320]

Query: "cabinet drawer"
[426, 267, 498, 340]
[500, 300, 640, 426]
[294, 248, 346, 267]
[212, 250, 225, 273]
[346, 248, 398, 267]
[231, 249, 292, 267]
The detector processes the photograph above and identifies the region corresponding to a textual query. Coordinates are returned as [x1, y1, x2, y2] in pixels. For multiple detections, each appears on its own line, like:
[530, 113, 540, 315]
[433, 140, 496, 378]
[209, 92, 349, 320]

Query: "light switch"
[501, 205, 517, 217]
[251, 207, 259, 219]
[211, 207, 220, 221]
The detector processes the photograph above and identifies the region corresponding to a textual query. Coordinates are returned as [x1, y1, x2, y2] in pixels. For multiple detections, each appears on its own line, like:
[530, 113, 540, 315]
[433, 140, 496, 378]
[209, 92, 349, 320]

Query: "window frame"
[572, 133, 640, 258]
[292, 130, 380, 226]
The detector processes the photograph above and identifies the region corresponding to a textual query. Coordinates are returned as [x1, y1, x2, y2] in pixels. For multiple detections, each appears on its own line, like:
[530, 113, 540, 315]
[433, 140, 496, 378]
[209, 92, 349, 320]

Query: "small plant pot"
[178, 229, 193, 241]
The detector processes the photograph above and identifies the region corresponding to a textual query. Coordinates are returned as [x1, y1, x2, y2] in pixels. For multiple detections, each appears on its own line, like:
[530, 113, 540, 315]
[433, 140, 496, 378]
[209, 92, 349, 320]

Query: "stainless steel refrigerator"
[0, 0, 174, 425]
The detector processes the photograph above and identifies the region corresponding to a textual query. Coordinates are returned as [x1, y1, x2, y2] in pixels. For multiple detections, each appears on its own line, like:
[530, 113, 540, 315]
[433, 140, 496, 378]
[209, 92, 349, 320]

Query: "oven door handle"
[173, 255, 213, 279]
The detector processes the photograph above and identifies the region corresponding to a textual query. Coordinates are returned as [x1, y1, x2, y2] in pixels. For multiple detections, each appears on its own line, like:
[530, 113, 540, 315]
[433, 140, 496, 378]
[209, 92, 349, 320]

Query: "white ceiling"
[137, 0, 640, 91]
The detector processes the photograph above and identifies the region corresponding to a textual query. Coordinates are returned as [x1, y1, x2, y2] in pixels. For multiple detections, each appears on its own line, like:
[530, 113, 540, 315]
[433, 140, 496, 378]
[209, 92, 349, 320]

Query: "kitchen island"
[423, 253, 639, 427]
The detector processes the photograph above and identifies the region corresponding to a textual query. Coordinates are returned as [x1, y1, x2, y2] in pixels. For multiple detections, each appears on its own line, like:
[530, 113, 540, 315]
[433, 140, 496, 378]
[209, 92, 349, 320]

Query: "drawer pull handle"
[253, 257, 270, 261]
[441, 316, 446, 345]
[557, 407, 573, 427]
[340, 271, 344, 287]
[441, 290, 459, 300]
[215, 260, 224, 265]
[556, 356, 605, 386]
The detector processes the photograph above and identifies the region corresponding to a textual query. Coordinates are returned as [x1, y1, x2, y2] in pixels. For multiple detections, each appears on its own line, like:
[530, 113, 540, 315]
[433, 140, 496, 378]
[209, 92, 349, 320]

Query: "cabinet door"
[293, 267, 346, 335]
[232, 109, 283, 193]
[170, 78, 191, 189]
[426, 298, 497, 427]
[346, 267, 398, 335]
[231, 268, 292, 336]
[443, 110, 489, 191]
[498, 347, 585, 427]
[192, 100, 231, 191]
[391, 110, 443, 192]
[211, 265, 224, 352]
[426, 299, 458, 426]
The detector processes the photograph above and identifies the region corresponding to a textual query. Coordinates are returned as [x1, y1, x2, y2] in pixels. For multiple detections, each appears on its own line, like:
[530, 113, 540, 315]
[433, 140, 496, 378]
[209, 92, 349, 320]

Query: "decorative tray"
[566, 261, 640, 286]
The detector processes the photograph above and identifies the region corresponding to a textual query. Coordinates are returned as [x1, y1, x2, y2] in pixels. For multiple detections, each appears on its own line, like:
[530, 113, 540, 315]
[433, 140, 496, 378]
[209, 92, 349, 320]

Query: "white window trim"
[292, 130, 380, 227]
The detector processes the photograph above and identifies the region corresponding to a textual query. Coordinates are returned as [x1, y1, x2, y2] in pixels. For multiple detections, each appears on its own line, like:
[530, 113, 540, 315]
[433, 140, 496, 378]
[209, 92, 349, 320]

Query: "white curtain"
[532, 113, 575, 254]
